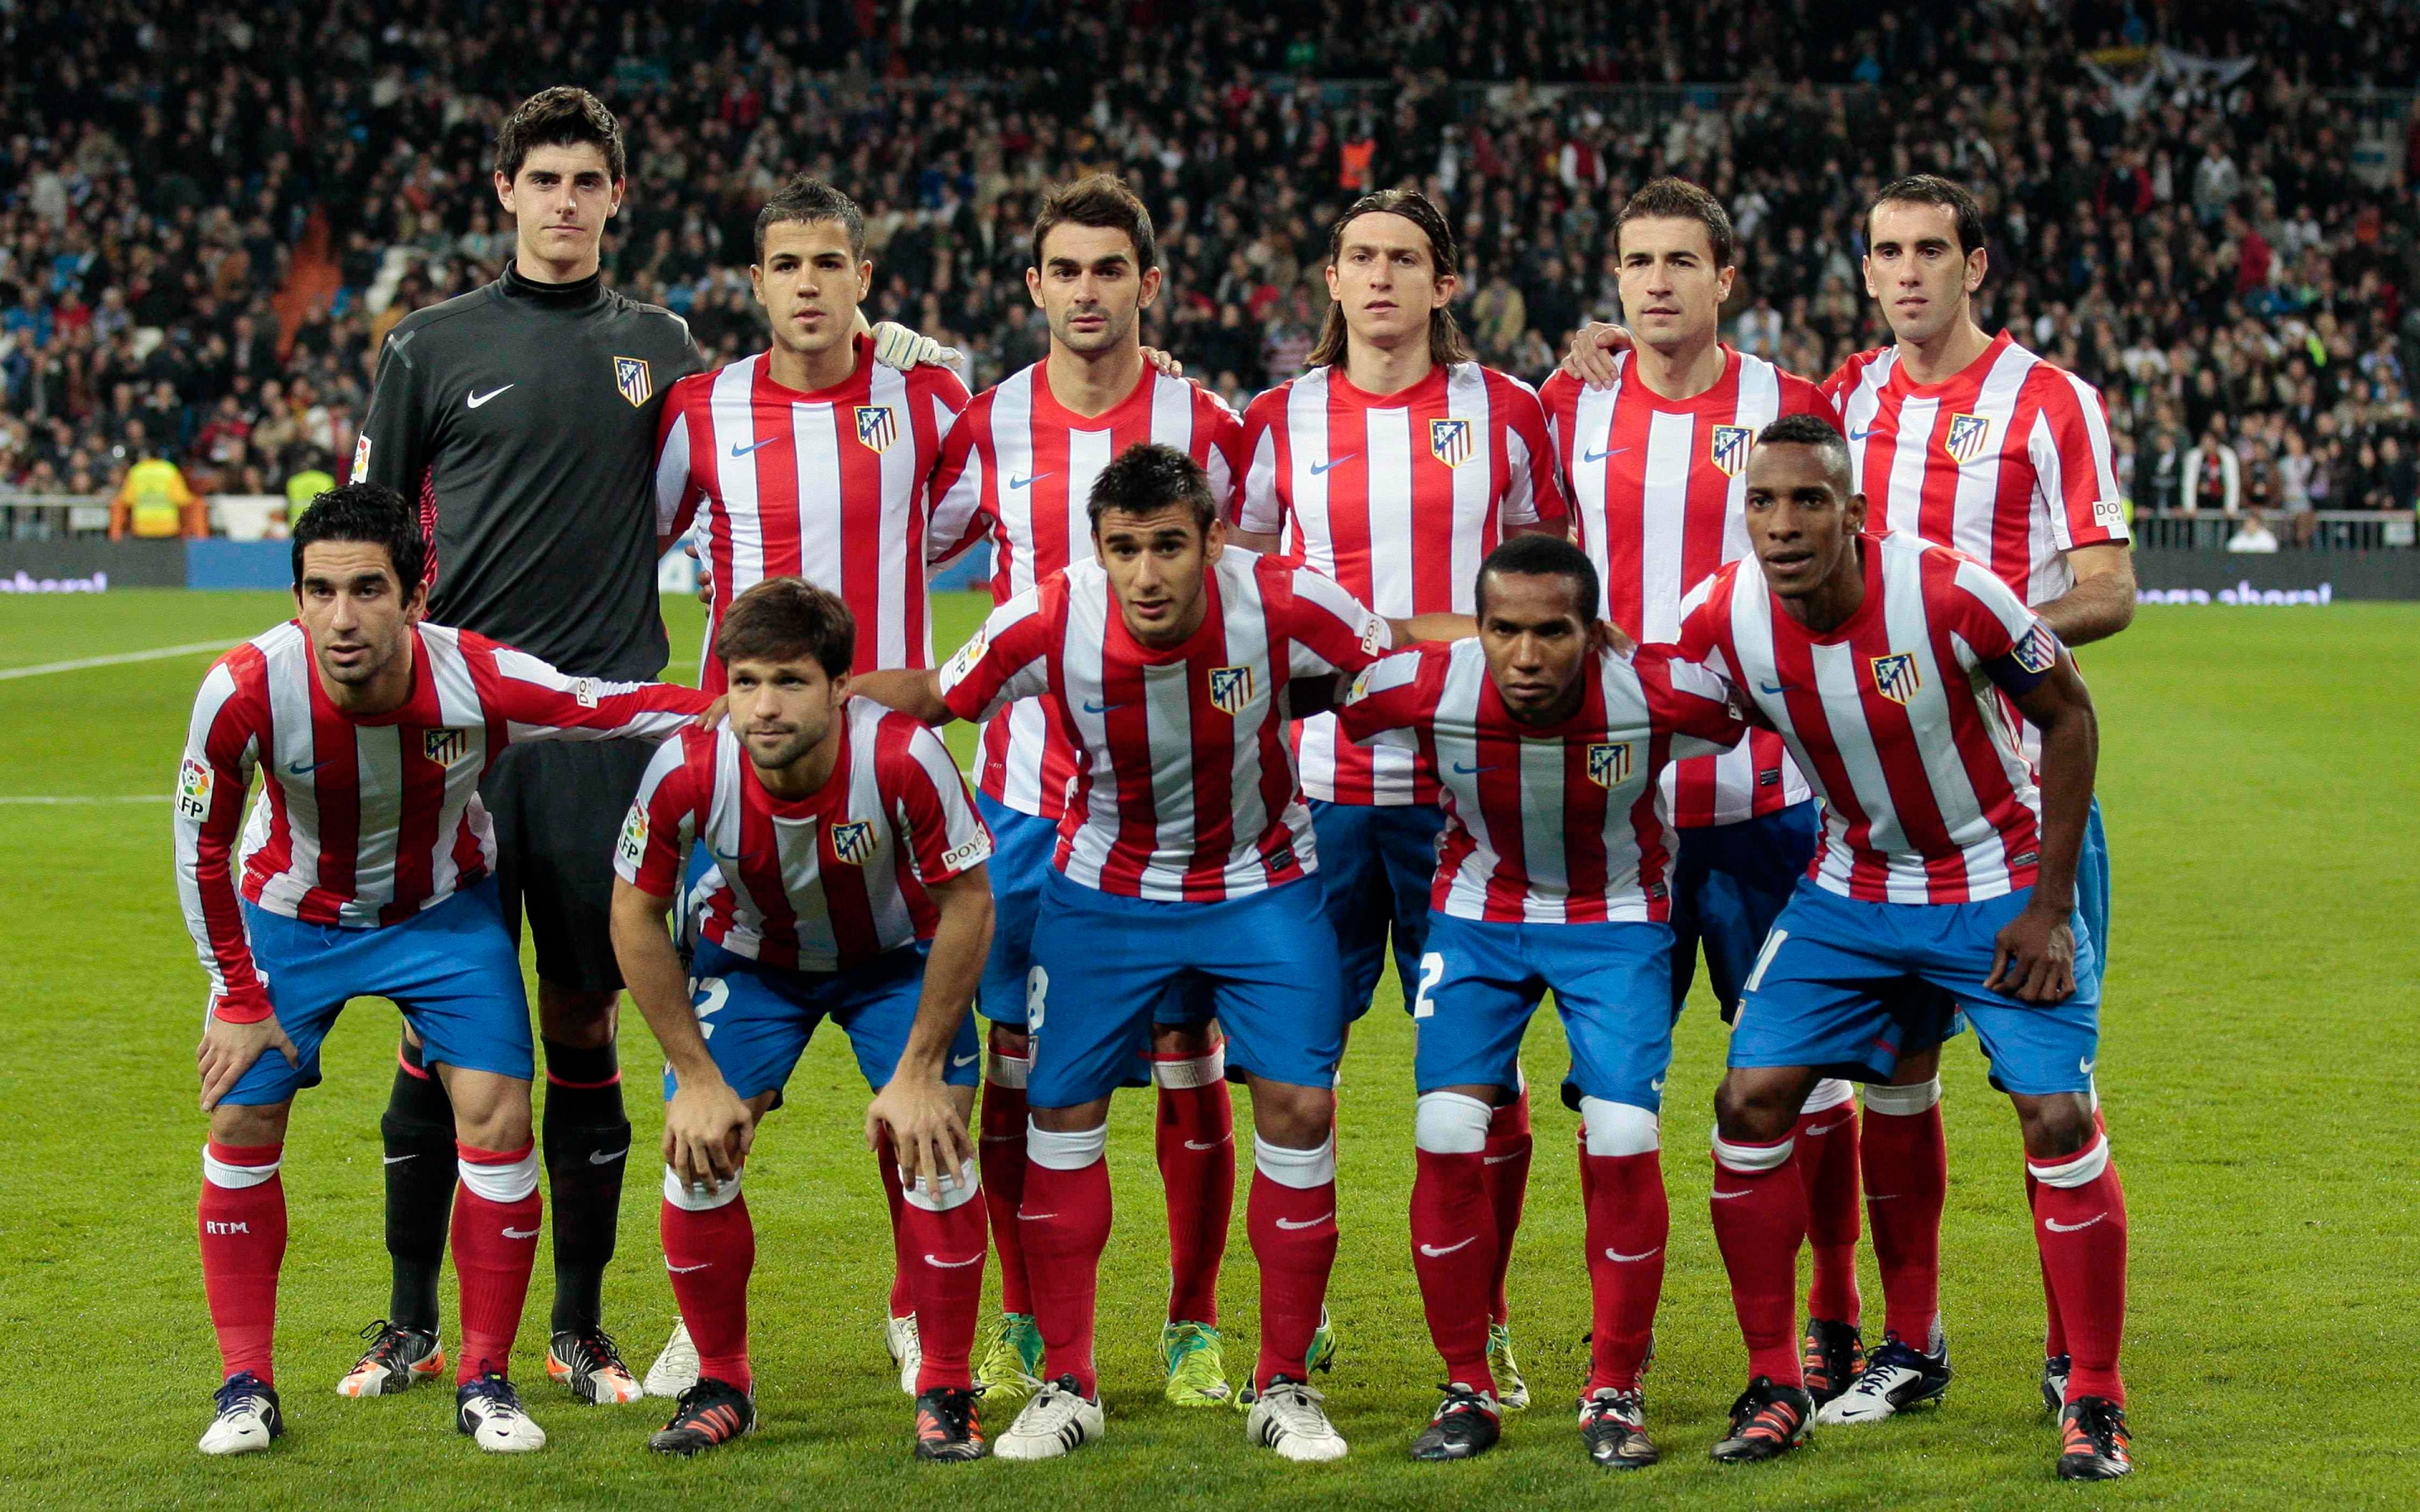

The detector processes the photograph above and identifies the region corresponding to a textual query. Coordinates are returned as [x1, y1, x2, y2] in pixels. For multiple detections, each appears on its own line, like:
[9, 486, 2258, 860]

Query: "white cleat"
[455, 1374, 548, 1452]
[884, 1312, 923, 1397]
[334, 1321, 445, 1398]
[1246, 1378, 1349, 1462]
[198, 1373, 284, 1455]
[1813, 1334, 1954, 1426]
[993, 1375, 1107, 1460]
[644, 1317, 701, 1399]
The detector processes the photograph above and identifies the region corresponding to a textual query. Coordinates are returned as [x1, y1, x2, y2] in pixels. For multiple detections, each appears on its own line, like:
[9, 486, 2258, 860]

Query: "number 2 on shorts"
[1412, 952, 1444, 1019]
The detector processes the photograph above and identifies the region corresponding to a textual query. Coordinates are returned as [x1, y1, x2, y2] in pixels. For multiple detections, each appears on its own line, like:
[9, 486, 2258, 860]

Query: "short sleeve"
[1333, 645, 1436, 752]
[1239, 390, 1287, 536]
[1281, 562, 1392, 678]
[614, 736, 699, 895]
[1500, 377, 1567, 528]
[883, 720, 995, 884]
[1634, 645, 1749, 758]
[2027, 369, 2128, 550]
[939, 585, 1055, 724]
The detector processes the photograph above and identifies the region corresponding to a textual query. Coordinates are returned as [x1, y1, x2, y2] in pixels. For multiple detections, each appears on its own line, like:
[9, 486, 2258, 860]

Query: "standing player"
[609, 579, 997, 1461]
[925, 176, 1249, 1409]
[1539, 178, 1870, 1407]
[859, 444, 1470, 1462]
[1232, 188, 1565, 1404]
[1334, 535, 1749, 1467]
[176, 485, 713, 1455]
[1680, 417, 2130, 1481]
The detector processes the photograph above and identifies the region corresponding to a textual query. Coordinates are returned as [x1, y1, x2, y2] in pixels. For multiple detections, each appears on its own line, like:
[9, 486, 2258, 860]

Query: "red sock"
[1020, 1132, 1113, 1398]
[1482, 1088, 1532, 1327]
[1795, 1095, 1863, 1327]
[1711, 1134, 1807, 1386]
[451, 1142, 541, 1384]
[1861, 1091, 1946, 1346]
[1246, 1138, 1339, 1391]
[1581, 1150, 1667, 1391]
[876, 1147, 914, 1320]
[199, 1142, 287, 1384]
[1152, 1043, 1234, 1326]
[900, 1159, 989, 1393]
[2030, 1137, 2128, 1404]
[661, 1189, 755, 1391]
[979, 1058, 1032, 1315]
[1409, 1148, 1497, 1394]
[2034, 1106, 2104, 1360]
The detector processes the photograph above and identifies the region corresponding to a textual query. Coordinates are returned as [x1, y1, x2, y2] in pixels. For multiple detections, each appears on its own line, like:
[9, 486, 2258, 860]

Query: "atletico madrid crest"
[1586, 740, 1634, 789]
[829, 819, 878, 866]
[1710, 424, 1754, 478]
[855, 404, 898, 454]
[423, 727, 469, 765]
[1429, 417, 1474, 468]
[1870, 651, 1923, 705]
[613, 356, 653, 408]
[1207, 664, 1255, 715]
[1944, 412, 1992, 465]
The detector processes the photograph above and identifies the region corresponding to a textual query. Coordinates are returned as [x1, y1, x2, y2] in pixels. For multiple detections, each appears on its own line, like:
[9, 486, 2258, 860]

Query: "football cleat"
[976, 1311, 1044, 1404]
[547, 1326, 644, 1404]
[1161, 1320, 1233, 1407]
[335, 1319, 445, 1398]
[1577, 1386, 1658, 1469]
[1709, 1377, 1812, 1463]
[884, 1312, 923, 1397]
[1486, 1322, 1529, 1410]
[2041, 1352, 2073, 1415]
[455, 1372, 547, 1452]
[1408, 1383, 1500, 1462]
[1813, 1329, 1952, 1425]
[1239, 1307, 1339, 1410]
[1801, 1317, 1866, 1407]
[994, 1374, 1105, 1461]
[1247, 1378, 1349, 1462]
[2057, 1396, 2133, 1481]
[648, 1377, 755, 1457]
[913, 1384, 988, 1462]
[643, 1317, 701, 1399]
[198, 1372, 284, 1456]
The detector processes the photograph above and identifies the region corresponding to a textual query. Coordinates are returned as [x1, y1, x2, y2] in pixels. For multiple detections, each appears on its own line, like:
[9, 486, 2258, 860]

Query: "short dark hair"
[1031, 175, 1157, 274]
[496, 86, 625, 184]
[755, 176, 867, 265]
[1867, 173, 1986, 257]
[1475, 533, 1601, 624]
[1086, 443, 1217, 535]
[713, 576, 855, 681]
[1754, 412, 1854, 486]
[1616, 176, 1735, 268]
[292, 481, 424, 590]
[1307, 189, 1472, 368]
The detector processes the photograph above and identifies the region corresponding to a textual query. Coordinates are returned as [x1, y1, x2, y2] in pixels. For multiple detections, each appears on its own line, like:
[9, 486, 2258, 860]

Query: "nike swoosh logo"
[1081, 699, 1125, 715]
[2079, 1058, 2096, 1077]
[923, 1252, 984, 1268]
[1482, 1152, 1523, 1165]
[381, 1154, 418, 1165]
[589, 1147, 629, 1165]
[287, 758, 333, 775]
[1418, 1236, 1476, 1256]
[1604, 1246, 1663, 1263]
[1867, 1193, 1901, 1201]
[1308, 454, 1357, 475]
[1449, 761, 1502, 775]
[951, 1053, 981, 1068]
[1710, 1189, 1750, 1200]
[1804, 1121, 1844, 1137]
[1756, 680, 1795, 696]
[1008, 472, 1051, 490]
[1276, 1212, 1334, 1231]
[667, 1261, 713, 1273]
[1184, 1138, 1229, 1151]
[2044, 1212, 2107, 1233]
[467, 385, 515, 409]
[1848, 428, 1876, 441]
[502, 1226, 540, 1239]
[1582, 446, 1628, 463]
[1649, 1078, 1665, 1093]
[729, 436, 778, 458]
[1015, 1210, 1057, 1221]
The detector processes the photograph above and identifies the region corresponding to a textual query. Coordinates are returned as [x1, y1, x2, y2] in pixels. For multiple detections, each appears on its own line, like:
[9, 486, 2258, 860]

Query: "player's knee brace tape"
[1253, 1133, 1337, 1188]
[1802, 1077, 1857, 1116]
[2027, 1134, 2110, 1189]
[1862, 1076, 1942, 1116]
[202, 1143, 283, 1189]
[457, 1145, 539, 1204]
[1150, 1039, 1227, 1089]
[1579, 1097, 1660, 1157]
[1026, 1121, 1108, 1171]
[900, 1158, 983, 1211]
[1414, 1091, 1494, 1154]
[662, 1165, 744, 1210]
[1711, 1128, 1797, 1173]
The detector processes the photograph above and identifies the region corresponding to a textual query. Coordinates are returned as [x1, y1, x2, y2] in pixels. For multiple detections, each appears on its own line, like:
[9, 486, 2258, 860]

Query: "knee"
[1150, 1018, 1221, 1057]
[538, 986, 619, 1047]
[1413, 1089, 1494, 1153]
[1577, 1097, 1660, 1157]
[449, 1075, 534, 1152]
[1249, 1080, 1334, 1149]
[2015, 1093, 2096, 1160]
[1712, 1072, 1797, 1142]
[986, 1023, 1031, 1058]
[209, 1100, 290, 1149]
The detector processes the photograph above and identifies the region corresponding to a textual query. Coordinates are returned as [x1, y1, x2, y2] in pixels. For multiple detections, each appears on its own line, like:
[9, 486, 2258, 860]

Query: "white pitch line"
[0, 795, 164, 804]
[0, 639, 233, 681]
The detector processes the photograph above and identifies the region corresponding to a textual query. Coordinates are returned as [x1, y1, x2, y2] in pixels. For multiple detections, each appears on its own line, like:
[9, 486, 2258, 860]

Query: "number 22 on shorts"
[1412, 953, 1444, 1019]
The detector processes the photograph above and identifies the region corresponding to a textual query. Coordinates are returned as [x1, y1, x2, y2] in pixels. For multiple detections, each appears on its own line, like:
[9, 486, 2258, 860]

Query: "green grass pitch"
[1, 590, 2413, 1509]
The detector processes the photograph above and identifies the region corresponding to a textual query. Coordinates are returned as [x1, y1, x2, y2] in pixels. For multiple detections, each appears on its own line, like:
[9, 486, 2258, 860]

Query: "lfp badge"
[829, 819, 879, 867]
[1709, 424, 1753, 478]
[1870, 652, 1923, 705]
[1429, 417, 1474, 468]
[1207, 665, 1255, 715]
[613, 356, 653, 408]
[1943, 412, 1992, 465]
[1586, 741, 1634, 789]
[855, 404, 898, 454]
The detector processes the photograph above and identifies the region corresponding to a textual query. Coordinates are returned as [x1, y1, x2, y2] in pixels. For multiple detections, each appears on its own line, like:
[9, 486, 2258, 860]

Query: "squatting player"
[1233, 187, 1565, 1404]
[175, 485, 712, 1456]
[1334, 534, 1749, 1468]
[1680, 416, 2131, 1482]
[924, 176, 1249, 1409]
[858, 444, 1471, 1464]
[609, 579, 997, 1461]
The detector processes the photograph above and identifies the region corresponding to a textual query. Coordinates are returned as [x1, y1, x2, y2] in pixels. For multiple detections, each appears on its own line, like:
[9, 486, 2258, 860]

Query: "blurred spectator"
[108, 434, 199, 540]
[2184, 423, 2244, 514]
[2226, 511, 2280, 553]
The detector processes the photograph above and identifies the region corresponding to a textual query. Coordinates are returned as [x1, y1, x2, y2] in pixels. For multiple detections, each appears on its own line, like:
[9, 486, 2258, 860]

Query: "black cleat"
[1409, 1383, 1502, 1462]
[1801, 1318, 1866, 1407]
[913, 1384, 988, 1462]
[2040, 1352, 2072, 1415]
[548, 1326, 644, 1404]
[649, 1377, 756, 1457]
[1577, 1386, 1658, 1469]
[1710, 1377, 1812, 1463]
[336, 1318, 445, 1398]
[2057, 1396, 2133, 1481]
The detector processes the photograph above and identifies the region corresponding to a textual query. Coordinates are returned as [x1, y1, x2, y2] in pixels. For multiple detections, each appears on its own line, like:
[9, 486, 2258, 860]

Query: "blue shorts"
[2081, 796, 2111, 969]
[1729, 879, 2103, 1096]
[1417, 913, 1676, 1113]
[676, 937, 981, 1105]
[974, 793, 1058, 1030]
[223, 878, 534, 1106]
[1308, 799, 1449, 1021]
[1668, 801, 1819, 1020]
[1025, 869, 1344, 1106]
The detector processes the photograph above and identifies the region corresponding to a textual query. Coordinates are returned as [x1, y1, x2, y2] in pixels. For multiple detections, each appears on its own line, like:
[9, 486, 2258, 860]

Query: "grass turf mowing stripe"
[0, 638, 234, 680]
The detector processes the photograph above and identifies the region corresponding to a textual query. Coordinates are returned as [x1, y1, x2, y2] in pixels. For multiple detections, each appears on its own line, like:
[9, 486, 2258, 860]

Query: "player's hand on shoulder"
[1985, 901, 2079, 1004]
[871, 319, 965, 375]
[1594, 619, 1639, 655]
[196, 1008, 298, 1110]
[664, 1078, 755, 1194]
[1139, 345, 1185, 379]
[1560, 321, 1635, 389]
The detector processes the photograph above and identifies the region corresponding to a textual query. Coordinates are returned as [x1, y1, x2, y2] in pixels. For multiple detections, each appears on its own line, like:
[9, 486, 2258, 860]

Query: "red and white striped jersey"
[175, 622, 713, 1021]
[1543, 346, 1825, 829]
[937, 548, 1392, 901]
[654, 337, 970, 689]
[1676, 533, 2060, 905]
[616, 697, 992, 973]
[927, 361, 1245, 817]
[1239, 360, 1566, 805]
[1823, 331, 2126, 606]
[1334, 638, 1745, 923]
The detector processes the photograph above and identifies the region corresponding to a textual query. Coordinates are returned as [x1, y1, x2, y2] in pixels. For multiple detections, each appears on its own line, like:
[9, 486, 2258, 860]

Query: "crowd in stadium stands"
[3, 0, 2420, 541]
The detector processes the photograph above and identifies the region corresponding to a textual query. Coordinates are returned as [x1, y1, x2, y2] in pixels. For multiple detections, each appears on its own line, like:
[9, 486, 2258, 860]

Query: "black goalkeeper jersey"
[356, 266, 705, 680]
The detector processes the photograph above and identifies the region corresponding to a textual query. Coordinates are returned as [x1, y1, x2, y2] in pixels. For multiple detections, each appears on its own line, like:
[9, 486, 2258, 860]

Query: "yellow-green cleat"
[1487, 1322, 1529, 1410]
[1162, 1320, 1234, 1406]
[976, 1311, 1044, 1408]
